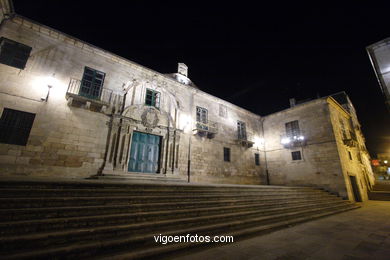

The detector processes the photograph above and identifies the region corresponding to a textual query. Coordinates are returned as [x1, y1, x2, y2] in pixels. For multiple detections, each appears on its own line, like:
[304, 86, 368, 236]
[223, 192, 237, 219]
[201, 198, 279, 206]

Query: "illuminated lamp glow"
[281, 137, 291, 144]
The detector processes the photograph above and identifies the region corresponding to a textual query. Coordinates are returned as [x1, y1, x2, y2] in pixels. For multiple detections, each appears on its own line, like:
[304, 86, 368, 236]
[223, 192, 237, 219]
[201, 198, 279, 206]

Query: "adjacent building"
[0, 0, 374, 201]
[367, 38, 390, 112]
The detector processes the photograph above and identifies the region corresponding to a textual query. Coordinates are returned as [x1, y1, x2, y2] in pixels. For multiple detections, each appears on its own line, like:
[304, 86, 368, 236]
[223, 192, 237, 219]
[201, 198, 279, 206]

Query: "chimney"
[289, 98, 296, 108]
[178, 63, 188, 77]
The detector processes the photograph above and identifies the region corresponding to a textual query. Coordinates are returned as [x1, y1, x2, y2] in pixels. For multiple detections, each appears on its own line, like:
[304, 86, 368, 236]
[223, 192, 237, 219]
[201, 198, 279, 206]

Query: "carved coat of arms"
[141, 108, 159, 128]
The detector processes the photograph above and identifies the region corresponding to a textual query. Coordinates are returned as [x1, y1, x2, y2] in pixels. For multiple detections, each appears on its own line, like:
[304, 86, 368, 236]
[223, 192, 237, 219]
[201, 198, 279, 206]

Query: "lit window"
[255, 153, 260, 165]
[224, 147, 230, 162]
[145, 89, 160, 108]
[80, 67, 105, 99]
[0, 108, 35, 146]
[0, 37, 32, 69]
[237, 121, 247, 140]
[291, 151, 302, 161]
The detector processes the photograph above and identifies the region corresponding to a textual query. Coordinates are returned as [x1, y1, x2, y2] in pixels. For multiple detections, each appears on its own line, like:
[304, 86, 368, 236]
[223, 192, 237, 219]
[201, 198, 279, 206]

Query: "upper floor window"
[223, 147, 231, 162]
[145, 88, 160, 108]
[237, 121, 247, 140]
[0, 108, 35, 146]
[285, 120, 300, 137]
[219, 104, 227, 118]
[255, 153, 260, 165]
[80, 67, 105, 99]
[291, 151, 302, 161]
[0, 37, 32, 69]
[339, 119, 347, 139]
[196, 107, 208, 124]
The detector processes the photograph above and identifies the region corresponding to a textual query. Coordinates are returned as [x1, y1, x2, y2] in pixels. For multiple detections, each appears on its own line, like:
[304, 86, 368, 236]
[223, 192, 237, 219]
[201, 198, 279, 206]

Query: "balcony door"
[79, 67, 105, 100]
[128, 131, 161, 173]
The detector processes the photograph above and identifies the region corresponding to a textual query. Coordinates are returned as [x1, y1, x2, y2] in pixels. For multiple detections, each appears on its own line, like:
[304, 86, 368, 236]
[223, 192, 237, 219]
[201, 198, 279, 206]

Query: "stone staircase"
[0, 179, 359, 259]
[368, 181, 390, 201]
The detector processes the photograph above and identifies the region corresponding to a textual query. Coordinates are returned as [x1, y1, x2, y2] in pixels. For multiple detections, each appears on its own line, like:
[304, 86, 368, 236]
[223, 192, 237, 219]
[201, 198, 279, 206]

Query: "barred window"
[145, 88, 160, 108]
[291, 151, 302, 161]
[0, 37, 32, 69]
[80, 67, 105, 99]
[0, 108, 35, 146]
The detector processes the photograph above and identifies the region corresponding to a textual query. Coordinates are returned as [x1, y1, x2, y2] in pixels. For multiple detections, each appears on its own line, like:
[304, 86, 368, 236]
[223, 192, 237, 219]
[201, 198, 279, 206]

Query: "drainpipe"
[260, 118, 270, 185]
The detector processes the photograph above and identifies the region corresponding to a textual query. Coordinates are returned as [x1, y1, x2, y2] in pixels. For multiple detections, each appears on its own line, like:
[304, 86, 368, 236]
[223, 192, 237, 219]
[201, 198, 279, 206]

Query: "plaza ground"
[172, 200, 390, 260]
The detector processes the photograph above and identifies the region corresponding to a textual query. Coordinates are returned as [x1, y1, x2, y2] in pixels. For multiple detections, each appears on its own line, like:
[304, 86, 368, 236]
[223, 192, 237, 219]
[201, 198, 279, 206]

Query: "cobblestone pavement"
[172, 201, 390, 260]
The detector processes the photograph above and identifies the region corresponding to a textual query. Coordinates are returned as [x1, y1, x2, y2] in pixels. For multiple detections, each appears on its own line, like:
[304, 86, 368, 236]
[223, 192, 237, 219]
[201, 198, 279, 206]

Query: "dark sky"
[12, 0, 390, 156]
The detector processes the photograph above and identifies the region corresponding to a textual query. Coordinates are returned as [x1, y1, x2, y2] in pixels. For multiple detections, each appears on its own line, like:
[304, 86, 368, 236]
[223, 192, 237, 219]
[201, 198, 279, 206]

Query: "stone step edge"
[0, 197, 344, 222]
[2, 204, 359, 260]
[0, 200, 350, 235]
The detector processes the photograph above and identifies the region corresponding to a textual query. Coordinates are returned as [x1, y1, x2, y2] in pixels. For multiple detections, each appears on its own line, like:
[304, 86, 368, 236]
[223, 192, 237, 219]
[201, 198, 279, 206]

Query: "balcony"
[193, 120, 218, 138]
[281, 134, 306, 149]
[66, 78, 123, 113]
[237, 135, 254, 148]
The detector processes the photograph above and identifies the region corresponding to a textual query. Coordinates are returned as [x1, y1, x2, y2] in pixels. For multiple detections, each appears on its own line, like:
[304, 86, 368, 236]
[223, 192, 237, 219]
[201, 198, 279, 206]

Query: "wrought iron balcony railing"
[280, 133, 306, 148]
[66, 78, 123, 112]
[194, 120, 218, 138]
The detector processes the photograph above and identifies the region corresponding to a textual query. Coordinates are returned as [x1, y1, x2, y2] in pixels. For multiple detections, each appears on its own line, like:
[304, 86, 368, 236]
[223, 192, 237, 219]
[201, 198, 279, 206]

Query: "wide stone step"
[102, 205, 359, 260]
[368, 191, 390, 201]
[0, 193, 335, 209]
[2, 203, 359, 260]
[0, 197, 342, 222]
[0, 199, 349, 236]
[0, 187, 324, 198]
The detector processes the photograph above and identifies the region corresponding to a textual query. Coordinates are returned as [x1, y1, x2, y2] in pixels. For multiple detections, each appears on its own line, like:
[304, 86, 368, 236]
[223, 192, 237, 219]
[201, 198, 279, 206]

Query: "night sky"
[11, 0, 390, 155]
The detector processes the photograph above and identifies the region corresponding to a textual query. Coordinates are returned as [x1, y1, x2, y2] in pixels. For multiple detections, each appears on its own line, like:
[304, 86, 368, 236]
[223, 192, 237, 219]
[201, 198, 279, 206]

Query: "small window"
[196, 107, 208, 124]
[255, 153, 260, 165]
[291, 151, 302, 161]
[145, 88, 160, 108]
[0, 108, 35, 146]
[0, 37, 32, 69]
[237, 121, 247, 140]
[348, 151, 353, 160]
[285, 120, 300, 138]
[219, 104, 227, 118]
[80, 67, 105, 99]
[223, 147, 230, 162]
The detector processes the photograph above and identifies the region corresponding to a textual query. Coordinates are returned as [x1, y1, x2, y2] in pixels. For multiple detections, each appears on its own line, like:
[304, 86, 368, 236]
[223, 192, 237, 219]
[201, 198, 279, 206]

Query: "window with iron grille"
[291, 151, 302, 161]
[255, 153, 260, 165]
[285, 120, 300, 138]
[79, 67, 105, 100]
[145, 88, 160, 108]
[237, 121, 247, 140]
[0, 108, 35, 146]
[196, 107, 208, 124]
[223, 147, 230, 162]
[0, 37, 32, 69]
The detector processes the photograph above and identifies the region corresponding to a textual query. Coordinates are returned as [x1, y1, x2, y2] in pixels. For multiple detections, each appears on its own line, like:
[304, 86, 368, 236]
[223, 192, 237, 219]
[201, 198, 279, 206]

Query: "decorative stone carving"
[141, 108, 159, 128]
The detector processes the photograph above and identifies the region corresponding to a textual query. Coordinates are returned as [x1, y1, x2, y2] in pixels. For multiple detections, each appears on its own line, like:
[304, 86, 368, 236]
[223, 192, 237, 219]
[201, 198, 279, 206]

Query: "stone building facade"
[0, 1, 374, 201]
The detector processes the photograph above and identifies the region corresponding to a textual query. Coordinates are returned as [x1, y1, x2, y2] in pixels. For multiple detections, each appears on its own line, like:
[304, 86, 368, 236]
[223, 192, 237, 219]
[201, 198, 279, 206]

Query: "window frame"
[145, 88, 161, 108]
[79, 67, 106, 100]
[0, 108, 35, 146]
[237, 120, 247, 140]
[196, 106, 208, 124]
[285, 120, 300, 138]
[223, 147, 231, 162]
[255, 153, 260, 166]
[291, 150, 302, 161]
[0, 37, 32, 70]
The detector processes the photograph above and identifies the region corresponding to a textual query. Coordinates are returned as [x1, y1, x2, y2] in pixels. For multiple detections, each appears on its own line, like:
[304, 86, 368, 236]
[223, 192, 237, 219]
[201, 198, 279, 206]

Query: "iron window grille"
[237, 121, 247, 140]
[0, 108, 35, 146]
[0, 37, 32, 69]
[255, 153, 260, 165]
[223, 147, 231, 162]
[79, 67, 105, 100]
[145, 88, 160, 108]
[196, 107, 208, 124]
[291, 151, 302, 161]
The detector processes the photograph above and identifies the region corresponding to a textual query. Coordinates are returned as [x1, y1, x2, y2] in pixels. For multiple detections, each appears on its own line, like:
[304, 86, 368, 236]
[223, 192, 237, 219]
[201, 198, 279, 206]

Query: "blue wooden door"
[128, 132, 161, 173]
